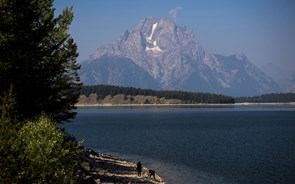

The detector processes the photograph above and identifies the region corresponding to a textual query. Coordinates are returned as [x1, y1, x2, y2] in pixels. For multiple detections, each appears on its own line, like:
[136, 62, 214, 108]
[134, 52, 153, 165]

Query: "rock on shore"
[79, 149, 165, 184]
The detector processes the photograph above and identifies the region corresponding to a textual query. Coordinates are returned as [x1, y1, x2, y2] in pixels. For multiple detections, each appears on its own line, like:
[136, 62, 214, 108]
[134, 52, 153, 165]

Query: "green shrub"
[13, 115, 82, 184]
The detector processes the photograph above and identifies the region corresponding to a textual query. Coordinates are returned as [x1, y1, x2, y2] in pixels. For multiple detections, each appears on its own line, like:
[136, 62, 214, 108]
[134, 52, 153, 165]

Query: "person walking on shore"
[136, 161, 142, 177]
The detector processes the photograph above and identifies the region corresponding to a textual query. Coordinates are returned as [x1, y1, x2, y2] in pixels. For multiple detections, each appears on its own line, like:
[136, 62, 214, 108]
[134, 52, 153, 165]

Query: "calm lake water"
[63, 105, 295, 184]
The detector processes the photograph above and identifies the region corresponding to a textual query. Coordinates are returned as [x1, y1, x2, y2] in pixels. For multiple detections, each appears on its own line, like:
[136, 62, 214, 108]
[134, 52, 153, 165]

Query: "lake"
[63, 105, 295, 184]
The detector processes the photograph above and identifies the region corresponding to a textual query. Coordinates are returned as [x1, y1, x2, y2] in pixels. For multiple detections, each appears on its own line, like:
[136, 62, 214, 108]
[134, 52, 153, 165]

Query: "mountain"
[261, 62, 295, 92]
[80, 17, 281, 96]
[80, 56, 161, 89]
[287, 73, 295, 92]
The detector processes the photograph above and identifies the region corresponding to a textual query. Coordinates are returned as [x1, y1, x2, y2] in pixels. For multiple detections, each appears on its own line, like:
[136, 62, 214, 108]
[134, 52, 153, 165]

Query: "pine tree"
[0, 0, 81, 122]
[0, 86, 20, 182]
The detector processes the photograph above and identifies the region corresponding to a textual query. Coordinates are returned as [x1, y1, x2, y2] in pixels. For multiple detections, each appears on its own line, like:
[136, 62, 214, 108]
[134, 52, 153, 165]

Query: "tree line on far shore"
[235, 93, 295, 103]
[81, 85, 236, 104]
[81, 85, 295, 104]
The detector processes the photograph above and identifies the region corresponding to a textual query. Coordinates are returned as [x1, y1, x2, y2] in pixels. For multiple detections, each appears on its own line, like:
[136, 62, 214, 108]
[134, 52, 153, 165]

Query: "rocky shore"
[79, 149, 165, 184]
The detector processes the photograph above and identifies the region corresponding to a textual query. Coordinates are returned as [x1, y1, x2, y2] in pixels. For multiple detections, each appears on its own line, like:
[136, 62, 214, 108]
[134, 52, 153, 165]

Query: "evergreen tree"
[0, 86, 20, 182]
[0, 0, 81, 122]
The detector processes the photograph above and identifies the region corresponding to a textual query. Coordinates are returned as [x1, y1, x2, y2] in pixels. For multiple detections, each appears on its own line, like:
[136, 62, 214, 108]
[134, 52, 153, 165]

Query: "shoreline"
[80, 149, 165, 184]
[75, 102, 295, 107]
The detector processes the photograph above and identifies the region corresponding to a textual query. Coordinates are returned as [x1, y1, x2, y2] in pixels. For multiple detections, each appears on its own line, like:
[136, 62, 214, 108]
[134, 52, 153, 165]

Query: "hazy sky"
[54, 0, 295, 84]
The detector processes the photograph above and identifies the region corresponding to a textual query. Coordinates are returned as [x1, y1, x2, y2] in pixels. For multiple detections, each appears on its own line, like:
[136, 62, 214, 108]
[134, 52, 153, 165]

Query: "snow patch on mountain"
[146, 22, 158, 42]
[146, 40, 163, 52]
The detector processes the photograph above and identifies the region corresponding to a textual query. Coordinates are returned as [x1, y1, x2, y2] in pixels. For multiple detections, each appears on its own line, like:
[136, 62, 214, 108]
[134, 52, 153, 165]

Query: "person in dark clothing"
[149, 169, 156, 180]
[136, 161, 142, 177]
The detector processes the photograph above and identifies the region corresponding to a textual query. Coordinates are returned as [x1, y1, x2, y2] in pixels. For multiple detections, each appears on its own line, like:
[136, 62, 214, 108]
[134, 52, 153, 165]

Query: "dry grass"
[77, 93, 182, 106]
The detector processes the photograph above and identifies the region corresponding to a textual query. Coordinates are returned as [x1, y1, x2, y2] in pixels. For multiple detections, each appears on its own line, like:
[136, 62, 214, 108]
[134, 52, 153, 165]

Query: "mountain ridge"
[80, 17, 281, 96]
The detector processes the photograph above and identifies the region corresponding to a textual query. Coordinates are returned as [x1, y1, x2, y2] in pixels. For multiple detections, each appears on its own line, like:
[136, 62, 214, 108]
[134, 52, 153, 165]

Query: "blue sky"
[54, 0, 295, 84]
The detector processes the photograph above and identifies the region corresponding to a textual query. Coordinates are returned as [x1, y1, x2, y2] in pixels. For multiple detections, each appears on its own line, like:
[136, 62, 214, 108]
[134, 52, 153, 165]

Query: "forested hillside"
[235, 93, 295, 103]
[80, 85, 235, 104]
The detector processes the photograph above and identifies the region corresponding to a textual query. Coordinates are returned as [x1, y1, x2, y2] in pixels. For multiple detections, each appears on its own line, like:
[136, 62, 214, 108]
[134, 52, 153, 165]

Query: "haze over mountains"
[261, 63, 295, 93]
[79, 17, 281, 96]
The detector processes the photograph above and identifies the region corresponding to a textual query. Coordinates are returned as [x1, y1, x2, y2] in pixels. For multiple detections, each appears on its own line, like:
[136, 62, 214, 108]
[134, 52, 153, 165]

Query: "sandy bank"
[75, 103, 235, 107]
[80, 149, 165, 184]
[76, 102, 295, 107]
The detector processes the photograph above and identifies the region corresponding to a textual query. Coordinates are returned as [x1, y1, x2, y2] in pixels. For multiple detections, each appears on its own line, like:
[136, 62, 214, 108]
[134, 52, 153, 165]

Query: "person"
[136, 161, 142, 177]
[149, 169, 156, 180]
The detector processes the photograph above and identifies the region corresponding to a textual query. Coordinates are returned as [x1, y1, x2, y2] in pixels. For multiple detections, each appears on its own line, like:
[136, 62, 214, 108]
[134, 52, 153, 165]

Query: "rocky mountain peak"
[136, 17, 175, 33]
[82, 17, 281, 96]
[234, 53, 248, 61]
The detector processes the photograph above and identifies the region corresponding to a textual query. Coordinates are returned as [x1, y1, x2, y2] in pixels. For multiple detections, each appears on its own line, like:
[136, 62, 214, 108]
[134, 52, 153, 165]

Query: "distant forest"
[81, 85, 235, 104]
[235, 93, 295, 103]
